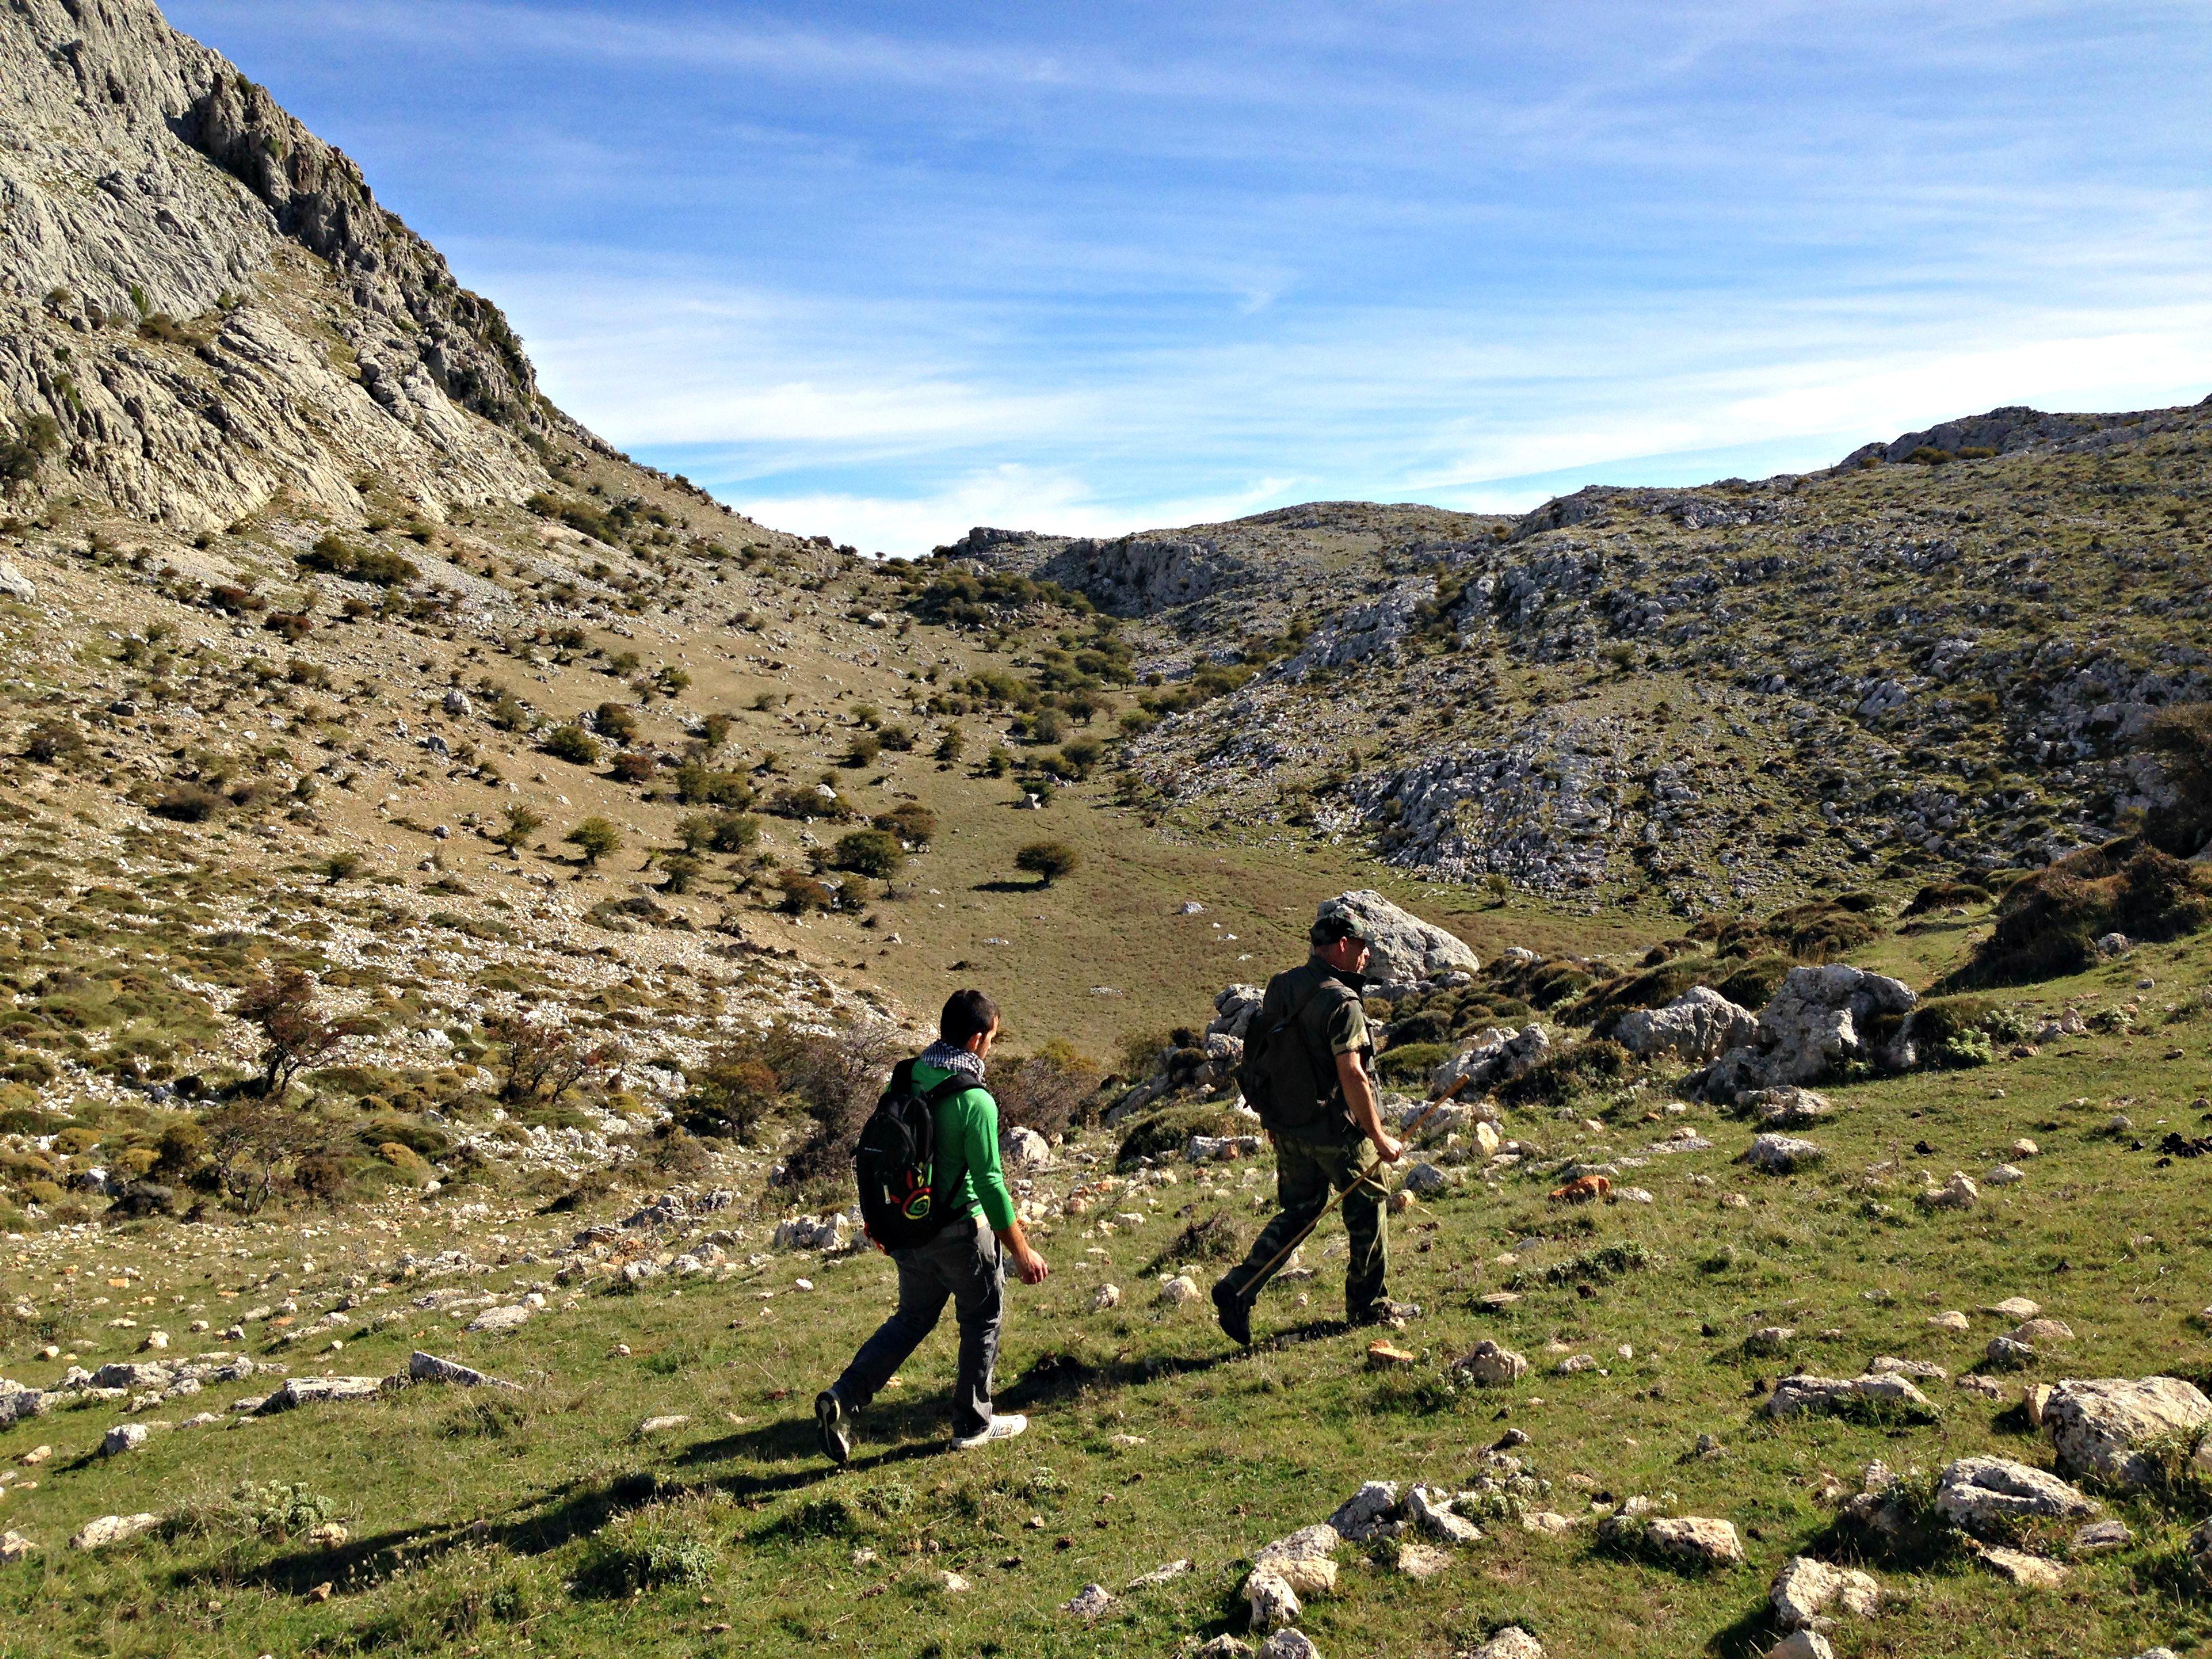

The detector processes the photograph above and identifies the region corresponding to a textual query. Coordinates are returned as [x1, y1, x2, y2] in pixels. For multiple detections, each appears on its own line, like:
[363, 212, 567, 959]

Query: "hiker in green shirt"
[817, 989, 1049, 1461]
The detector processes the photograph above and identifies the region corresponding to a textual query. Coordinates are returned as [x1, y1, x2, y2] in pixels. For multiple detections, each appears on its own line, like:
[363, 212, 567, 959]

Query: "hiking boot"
[815, 1390, 851, 1467]
[1212, 1280, 1253, 1347]
[951, 1412, 1027, 1451]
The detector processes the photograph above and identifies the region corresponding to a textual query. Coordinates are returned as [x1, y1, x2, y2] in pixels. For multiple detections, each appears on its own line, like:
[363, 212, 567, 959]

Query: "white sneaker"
[951, 1413, 1027, 1450]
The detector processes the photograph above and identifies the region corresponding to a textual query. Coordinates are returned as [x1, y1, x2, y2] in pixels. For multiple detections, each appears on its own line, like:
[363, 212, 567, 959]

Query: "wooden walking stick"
[1240, 1070, 1478, 1289]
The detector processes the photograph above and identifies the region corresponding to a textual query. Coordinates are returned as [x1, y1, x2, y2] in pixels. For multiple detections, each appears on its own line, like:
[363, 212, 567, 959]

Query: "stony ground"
[5, 890, 2212, 1658]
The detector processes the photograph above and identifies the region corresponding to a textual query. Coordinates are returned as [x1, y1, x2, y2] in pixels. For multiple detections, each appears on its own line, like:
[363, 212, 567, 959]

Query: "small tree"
[594, 701, 639, 743]
[659, 852, 704, 894]
[231, 966, 360, 1097]
[682, 1041, 781, 1142]
[832, 827, 905, 880]
[1015, 840, 1079, 886]
[495, 802, 546, 856]
[485, 1007, 615, 1103]
[565, 816, 622, 866]
[674, 812, 718, 854]
[934, 726, 965, 764]
[708, 811, 761, 854]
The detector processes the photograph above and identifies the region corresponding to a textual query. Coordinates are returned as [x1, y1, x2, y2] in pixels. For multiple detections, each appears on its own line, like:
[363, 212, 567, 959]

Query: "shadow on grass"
[1704, 1599, 1786, 1658]
[970, 878, 1047, 893]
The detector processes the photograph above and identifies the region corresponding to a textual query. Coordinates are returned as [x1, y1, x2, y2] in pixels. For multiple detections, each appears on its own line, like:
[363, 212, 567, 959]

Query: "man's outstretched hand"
[1013, 1246, 1050, 1286]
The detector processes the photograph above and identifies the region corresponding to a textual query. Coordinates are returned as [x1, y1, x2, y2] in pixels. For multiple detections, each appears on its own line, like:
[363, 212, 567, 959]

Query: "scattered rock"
[465, 1305, 531, 1335]
[1986, 1336, 2037, 1370]
[1769, 1555, 1881, 1631]
[0, 1530, 37, 1563]
[1258, 1632, 1321, 1659]
[2070, 1518, 2133, 1555]
[1091, 1284, 1121, 1311]
[1936, 1456, 2098, 1537]
[1407, 1486, 1481, 1544]
[1125, 1558, 1193, 1589]
[1366, 1341, 1418, 1369]
[408, 1352, 521, 1391]
[936, 1570, 970, 1593]
[1974, 1543, 2068, 1589]
[1600, 1513, 1744, 1570]
[1002, 1127, 1052, 1170]
[1454, 1341, 1529, 1386]
[1432, 1025, 1550, 1097]
[1313, 890, 1479, 985]
[1919, 1172, 1980, 1210]
[1761, 1635, 1835, 1659]
[1059, 1583, 1113, 1618]
[1395, 1540, 1453, 1579]
[1929, 1311, 1970, 1332]
[1252, 1525, 1340, 1597]
[1766, 1373, 1933, 1420]
[1193, 1639, 1253, 1659]
[2043, 1377, 2212, 1487]
[1743, 1134, 1823, 1174]
[101, 1423, 148, 1457]
[1158, 1274, 1200, 1307]
[1244, 1570, 1301, 1633]
[1616, 987, 1759, 1065]
[1465, 1630, 1544, 1659]
[637, 1414, 689, 1435]
[256, 1376, 386, 1414]
[68, 1513, 161, 1551]
[1328, 1481, 1400, 1542]
[1984, 1296, 2041, 1320]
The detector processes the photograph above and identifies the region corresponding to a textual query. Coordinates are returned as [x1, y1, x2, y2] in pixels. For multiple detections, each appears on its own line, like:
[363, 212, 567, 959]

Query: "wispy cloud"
[165, 0, 2212, 554]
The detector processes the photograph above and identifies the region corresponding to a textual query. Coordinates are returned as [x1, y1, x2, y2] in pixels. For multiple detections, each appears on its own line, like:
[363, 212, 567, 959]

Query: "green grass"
[2, 925, 2210, 1657]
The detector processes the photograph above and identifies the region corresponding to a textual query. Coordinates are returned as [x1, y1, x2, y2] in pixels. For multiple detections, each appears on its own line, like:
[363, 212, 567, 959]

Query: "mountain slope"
[951, 400, 2212, 916]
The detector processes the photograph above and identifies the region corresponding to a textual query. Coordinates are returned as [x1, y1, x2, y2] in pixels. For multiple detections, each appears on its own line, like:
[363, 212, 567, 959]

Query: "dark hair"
[940, 988, 1000, 1047]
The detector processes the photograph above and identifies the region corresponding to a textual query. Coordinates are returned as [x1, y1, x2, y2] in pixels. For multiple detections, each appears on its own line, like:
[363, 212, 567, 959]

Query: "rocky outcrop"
[1696, 964, 1917, 1100]
[1934, 1456, 2097, 1538]
[0, 0, 562, 529]
[1615, 987, 1759, 1064]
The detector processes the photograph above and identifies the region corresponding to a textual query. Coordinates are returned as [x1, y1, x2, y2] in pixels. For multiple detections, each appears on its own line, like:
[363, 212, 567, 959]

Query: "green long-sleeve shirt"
[915, 1059, 1018, 1232]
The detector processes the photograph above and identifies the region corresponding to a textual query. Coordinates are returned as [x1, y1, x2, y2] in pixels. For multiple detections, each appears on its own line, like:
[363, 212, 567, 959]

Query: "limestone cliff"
[0, 0, 572, 530]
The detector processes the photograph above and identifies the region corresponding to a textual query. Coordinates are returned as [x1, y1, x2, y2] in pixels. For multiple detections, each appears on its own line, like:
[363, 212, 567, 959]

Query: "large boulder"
[1696, 964, 1917, 1101]
[1616, 987, 1759, 1064]
[1208, 984, 1265, 1042]
[2043, 1376, 2212, 1488]
[1314, 890, 1479, 987]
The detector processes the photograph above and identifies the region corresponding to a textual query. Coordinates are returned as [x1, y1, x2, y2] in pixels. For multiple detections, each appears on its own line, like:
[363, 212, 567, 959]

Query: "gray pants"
[830, 1214, 1002, 1440]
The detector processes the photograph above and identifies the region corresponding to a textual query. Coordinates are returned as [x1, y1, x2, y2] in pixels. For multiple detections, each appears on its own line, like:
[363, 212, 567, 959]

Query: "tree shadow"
[970, 879, 1044, 893]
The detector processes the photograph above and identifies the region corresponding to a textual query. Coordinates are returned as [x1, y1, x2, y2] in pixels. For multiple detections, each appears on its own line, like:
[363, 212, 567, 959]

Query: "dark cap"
[1309, 909, 1373, 949]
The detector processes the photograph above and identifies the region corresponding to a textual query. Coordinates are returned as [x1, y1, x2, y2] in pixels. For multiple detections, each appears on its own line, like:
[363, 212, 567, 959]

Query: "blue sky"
[167, 1, 2212, 554]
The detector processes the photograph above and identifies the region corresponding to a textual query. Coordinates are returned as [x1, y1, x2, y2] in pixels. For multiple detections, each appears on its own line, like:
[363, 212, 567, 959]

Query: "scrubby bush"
[542, 725, 600, 766]
[992, 1040, 1103, 1138]
[1904, 879, 1993, 916]
[573, 1504, 719, 1598]
[682, 1042, 781, 1143]
[830, 828, 903, 880]
[1957, 838, 2212, 985]
[1496, 1038, 1631, 1107]
[775, 869, 833, 913]
[0, 411, 61, 485]
[151, 781, 225, 822]
[608, 750, 656, 784]
[874, 801, 937, 847]
[1376, 1040, 1450, 1085]
[775, 1019, 905, 1187]
[298, 533, 418, 587]
[2144, 702, 2212, 858]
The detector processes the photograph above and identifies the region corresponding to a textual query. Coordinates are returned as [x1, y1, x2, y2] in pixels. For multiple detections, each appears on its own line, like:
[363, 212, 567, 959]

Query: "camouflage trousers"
[1216, 1134, 1388, 1317]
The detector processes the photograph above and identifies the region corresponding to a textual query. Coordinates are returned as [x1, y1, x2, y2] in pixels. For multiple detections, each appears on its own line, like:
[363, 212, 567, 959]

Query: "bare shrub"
[991, 1040, 1103, 1138]
[775, 1018, 905, 1186]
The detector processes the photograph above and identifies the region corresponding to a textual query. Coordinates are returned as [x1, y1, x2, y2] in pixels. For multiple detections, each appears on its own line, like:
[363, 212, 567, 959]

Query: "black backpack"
[854, 1059, 970, 1253]
[1237, 971, 1357, 1134]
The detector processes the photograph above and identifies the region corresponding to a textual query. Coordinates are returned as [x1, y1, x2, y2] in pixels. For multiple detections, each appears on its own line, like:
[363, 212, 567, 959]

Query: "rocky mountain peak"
[0, 0, 567, 530]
